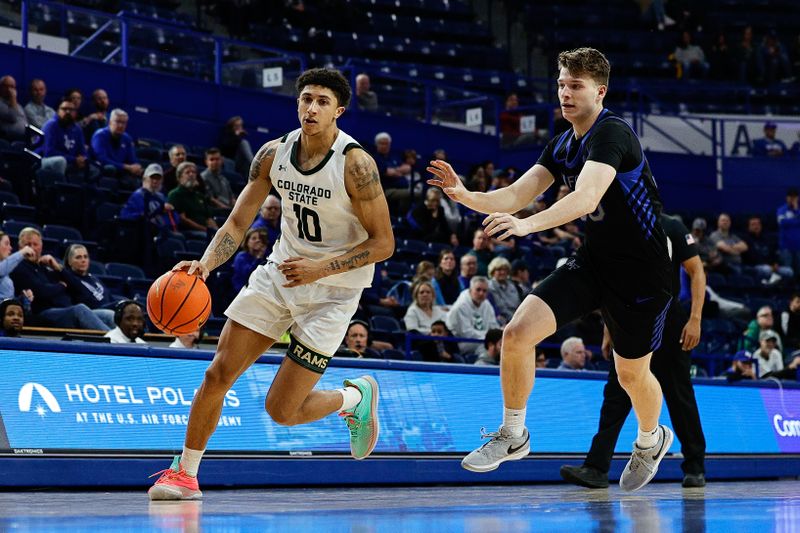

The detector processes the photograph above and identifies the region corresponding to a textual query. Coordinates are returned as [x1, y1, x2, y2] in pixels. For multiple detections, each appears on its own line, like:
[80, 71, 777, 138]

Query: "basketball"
[146, 270, 211, 336]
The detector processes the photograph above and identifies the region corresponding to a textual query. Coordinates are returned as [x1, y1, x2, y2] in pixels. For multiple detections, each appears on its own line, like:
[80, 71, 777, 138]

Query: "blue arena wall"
[1, 338, 799, 487]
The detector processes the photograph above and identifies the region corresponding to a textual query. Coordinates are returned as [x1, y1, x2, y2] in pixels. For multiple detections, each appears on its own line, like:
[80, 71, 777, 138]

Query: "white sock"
[502, 407, 526, 437]
[180, 446, 205, 477]
[337, 386, 362, 412]
[637, 426, 660, 449]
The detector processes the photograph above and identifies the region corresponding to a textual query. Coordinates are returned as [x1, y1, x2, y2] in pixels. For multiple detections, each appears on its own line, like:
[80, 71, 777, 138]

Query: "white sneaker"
[619, 425, 673, 492]
[461, 427, 530, 473]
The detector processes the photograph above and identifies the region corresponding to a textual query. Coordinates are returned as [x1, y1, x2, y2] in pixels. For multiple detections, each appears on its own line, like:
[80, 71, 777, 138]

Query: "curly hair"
[295, 68, 352, 108]
[557, 47, 611, 86]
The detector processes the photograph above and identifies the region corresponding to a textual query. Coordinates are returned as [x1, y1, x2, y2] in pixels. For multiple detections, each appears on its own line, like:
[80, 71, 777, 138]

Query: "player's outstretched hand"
[172, 260, 210, 281]
[278, 257, 324, 287]
[483, 212, 529, 241]
[426, 160, 468, 203]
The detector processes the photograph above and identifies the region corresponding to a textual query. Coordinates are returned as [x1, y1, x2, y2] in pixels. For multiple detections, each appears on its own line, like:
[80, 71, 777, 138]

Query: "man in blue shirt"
[120, 163, 176, 235]
[90, 108, 142, 189]
[752, 121, 788, 157]
[778, 188, 800, 278]
[40, 98, 88, 177]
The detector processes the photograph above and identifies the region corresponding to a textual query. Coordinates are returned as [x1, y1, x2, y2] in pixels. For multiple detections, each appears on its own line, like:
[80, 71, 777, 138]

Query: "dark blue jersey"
[537, 109, 671, 279]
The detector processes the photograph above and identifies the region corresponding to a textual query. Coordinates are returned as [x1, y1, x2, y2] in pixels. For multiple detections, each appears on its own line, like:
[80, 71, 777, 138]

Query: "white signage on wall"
[262, 67, 284, 88]
[465, 107, 482, 127]
[0, 27, 69, 55]
[520, 115, 537, 133]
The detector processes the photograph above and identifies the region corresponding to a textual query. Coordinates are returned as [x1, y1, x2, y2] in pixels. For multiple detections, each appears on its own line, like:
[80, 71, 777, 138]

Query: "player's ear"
[596, 84, 607, 101]
[335, 106, 345, 119]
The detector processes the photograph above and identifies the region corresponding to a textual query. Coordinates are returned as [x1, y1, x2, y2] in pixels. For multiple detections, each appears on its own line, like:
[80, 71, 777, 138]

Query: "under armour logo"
[278, 164, 287, 171]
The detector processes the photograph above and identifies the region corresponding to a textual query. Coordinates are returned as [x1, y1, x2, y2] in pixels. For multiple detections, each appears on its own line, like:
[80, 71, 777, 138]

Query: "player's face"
[557, 68, 606, 124]
[297, 85, 344, 135]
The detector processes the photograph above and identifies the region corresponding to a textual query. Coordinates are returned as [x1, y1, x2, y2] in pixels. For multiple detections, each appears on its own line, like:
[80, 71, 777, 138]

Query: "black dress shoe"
[682, 473, 706, 488]
[560, 464, 609, 488]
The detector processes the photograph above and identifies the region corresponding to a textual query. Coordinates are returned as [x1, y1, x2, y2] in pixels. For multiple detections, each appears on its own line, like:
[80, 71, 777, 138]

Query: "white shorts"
[224, 261, 363, 356]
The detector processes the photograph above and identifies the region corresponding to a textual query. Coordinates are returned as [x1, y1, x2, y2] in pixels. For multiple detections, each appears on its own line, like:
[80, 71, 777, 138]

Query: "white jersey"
[268, 128, 374, 289]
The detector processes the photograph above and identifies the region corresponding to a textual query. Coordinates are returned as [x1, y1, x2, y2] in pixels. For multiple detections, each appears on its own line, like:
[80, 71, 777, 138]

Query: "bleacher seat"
[106, 262, 146, 279]
[43, 224, 83, 242]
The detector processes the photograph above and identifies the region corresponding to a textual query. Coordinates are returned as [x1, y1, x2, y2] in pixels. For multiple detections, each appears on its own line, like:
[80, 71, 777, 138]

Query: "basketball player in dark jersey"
[428, 47, 673, 491]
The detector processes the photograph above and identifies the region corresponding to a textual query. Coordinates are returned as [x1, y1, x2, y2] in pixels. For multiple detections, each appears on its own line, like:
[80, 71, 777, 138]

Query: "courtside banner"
[0, 347, 798, 454]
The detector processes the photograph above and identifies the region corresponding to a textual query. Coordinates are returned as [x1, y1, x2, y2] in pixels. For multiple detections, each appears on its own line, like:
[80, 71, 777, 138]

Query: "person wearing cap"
[120, 163, 176, 236]
[741, 305, 784, 353]
[778, 188, 800, 278]
[724, 350, 756, 382]
[752, 121, 787, 157]
[690, 217, 723, 272]
[753, 329, 784, 377]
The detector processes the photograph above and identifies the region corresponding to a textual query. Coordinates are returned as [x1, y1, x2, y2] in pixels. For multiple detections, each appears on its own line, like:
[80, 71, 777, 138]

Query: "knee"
[502, 322, 534, 354]
[264, 397, 299, 426]
[202, 363, 236, 396]
[616, 367, 643, 390]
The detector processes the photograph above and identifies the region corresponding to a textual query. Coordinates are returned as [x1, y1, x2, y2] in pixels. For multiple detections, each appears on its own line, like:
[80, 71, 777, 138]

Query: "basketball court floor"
[1, 480, 798, 531]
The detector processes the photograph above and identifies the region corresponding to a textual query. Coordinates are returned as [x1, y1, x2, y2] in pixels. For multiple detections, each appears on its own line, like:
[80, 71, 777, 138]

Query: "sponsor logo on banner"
[18, 383, 61, 415]
[760, 389, 800, 452]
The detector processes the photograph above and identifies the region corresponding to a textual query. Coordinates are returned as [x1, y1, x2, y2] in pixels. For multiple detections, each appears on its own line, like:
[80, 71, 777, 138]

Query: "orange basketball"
[147, 270, 211, 335]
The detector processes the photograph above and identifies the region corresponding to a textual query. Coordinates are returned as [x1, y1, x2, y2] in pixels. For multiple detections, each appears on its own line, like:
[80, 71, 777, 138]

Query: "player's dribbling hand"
[483, 212, 529, 240]
[426, 160, 467, 202]
[278, 257, 323, 287]
[172, 260, 210, 281]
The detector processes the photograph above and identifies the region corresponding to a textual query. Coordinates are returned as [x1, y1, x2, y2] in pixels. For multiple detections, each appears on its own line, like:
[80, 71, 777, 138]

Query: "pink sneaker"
[148, 456, 203, 500]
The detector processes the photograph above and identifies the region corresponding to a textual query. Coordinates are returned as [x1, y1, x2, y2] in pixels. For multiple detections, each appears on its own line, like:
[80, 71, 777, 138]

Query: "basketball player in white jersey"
[148, 68, 395, 500]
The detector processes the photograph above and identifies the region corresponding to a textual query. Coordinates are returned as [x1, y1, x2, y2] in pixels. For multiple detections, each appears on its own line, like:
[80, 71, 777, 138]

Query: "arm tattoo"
[248, 145, 276, 182]
[348, 155, 382, 201]
[207, 232, 238, 268]
[328, 250, 370, 273]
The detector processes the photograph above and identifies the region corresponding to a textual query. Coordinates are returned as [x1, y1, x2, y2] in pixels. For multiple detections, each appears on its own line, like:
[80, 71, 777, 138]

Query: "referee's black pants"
[584, 301, 707, 475]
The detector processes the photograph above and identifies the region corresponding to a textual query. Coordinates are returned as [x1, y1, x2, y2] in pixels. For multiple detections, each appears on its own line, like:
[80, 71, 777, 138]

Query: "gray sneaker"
[461, 427, 530, 473]
[619, 425, 673, 492]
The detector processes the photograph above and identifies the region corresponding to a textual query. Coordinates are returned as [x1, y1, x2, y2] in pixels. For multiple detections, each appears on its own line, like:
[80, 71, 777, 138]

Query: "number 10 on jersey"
[292, 203, 322, 242]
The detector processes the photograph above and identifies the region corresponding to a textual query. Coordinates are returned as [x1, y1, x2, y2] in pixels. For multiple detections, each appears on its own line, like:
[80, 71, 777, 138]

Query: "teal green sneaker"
[340, 375, 380, 460]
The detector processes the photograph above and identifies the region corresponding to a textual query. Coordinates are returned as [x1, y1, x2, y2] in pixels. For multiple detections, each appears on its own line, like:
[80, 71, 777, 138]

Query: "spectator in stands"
[754, 329, 784, 377]
[250, 194, 281, 253]
[23, 78, 54, 129]
[752, 121, 788, 157]
[432, 248, 460, 306]
[404, 280, 447, 334]
[163, 144, 187, 193]
[488, 256, 520, 324]
[474, 328, 503, 366]
[104, 300, 146, 344]
[708, 212, 747, 274]
[780, 293, 800, 353]
[737, 26, 764, 84]
[777, 188, 800, 276]
[40, 97, 89, 178]
[201, 147, 236, 210]
[231, 227, 268, 293]
[741, 306, 783, 353]
[674, 31, 709, 79]
[510, 259, 531, 295]
[742, 215, 792, 283]
[446, 276, 499, 359]
[724, 350, 756, 381]
[336, 319, 381, 358]
[0, 297, 24, 337]
[760, 30, 792, 84]
[10, 227, 109, 331]
[120, 163, 177, 238]
[427, 320, 463, 363]
[81, 88, 109, 143]
[170, 330, 201, 349]
[167, 161, 219, 239]
[691, 217, 724, 272]
[63, 88, 83, 119]
[709, 31, 736, 81]
[466, 229, 494, 276]
[91, 108, 142, 189]
[62, 244, 116, 329]
[0, 230, 35, 301]
[407, 188, 454, 244]
[0, 75, 27, 142]
[558, 336, 592, 370]
[219, 115, 254, 177]
[413, 260, 435, 284]
[372, 131, 411, 213]
[355, 73, 378, 112]
[458, 254, 478, 290]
